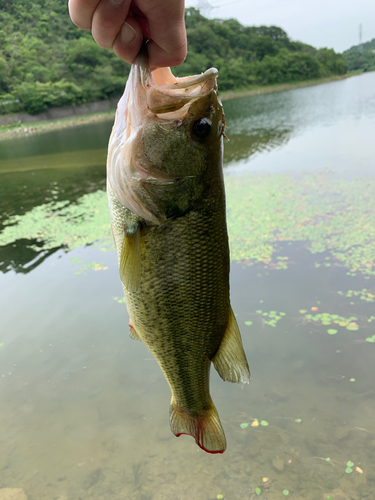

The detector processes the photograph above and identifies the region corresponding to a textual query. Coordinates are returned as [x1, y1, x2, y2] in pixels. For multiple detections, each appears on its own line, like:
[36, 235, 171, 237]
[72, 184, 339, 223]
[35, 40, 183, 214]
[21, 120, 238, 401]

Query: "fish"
[106, 44, 250, 454]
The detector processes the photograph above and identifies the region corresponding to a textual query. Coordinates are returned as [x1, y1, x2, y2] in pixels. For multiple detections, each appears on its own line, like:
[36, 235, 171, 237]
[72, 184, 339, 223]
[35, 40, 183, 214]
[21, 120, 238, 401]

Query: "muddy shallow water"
[1, 72, 375, 500]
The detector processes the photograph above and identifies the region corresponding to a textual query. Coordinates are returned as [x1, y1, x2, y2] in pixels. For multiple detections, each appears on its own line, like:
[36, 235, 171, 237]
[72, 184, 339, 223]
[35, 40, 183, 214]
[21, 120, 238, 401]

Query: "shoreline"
[0, 71, 364, 140]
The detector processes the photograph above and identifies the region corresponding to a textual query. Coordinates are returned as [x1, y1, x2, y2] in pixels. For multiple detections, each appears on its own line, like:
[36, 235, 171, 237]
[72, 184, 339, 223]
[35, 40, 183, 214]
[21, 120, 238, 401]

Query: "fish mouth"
[112, 44, 219, 144]
[107, 45, 221, 224]
[127, 45, 219, 130]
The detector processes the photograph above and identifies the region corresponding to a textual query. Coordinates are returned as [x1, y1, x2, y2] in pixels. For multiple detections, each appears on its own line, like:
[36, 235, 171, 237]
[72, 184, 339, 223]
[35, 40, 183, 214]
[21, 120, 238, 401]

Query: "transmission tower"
[359, 23, 363, 52]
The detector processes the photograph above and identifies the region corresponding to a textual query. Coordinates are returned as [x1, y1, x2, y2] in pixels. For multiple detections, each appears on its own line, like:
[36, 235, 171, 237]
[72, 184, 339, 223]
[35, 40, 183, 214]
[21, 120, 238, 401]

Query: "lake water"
[1, 72, 375, 500]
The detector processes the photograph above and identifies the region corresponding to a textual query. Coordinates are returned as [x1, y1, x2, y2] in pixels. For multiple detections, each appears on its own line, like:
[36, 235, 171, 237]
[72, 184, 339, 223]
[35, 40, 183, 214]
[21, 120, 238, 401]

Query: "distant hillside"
[0, 3, 347, 115]
[343, 38, 375, 72]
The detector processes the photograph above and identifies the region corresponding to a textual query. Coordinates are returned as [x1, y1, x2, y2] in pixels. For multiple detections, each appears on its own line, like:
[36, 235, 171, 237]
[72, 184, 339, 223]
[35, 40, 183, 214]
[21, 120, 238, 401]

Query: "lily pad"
[240, 423, 249, 429]
[327, 329, 337, 335]
[346, 324, 359, 331]
[255, 487, 261, 495]
[260, 420, 269, 426]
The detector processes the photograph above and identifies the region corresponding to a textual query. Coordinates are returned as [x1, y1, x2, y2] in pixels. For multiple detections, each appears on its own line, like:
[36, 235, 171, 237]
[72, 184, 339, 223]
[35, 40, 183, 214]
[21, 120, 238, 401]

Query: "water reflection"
[224, 127, 292, 165]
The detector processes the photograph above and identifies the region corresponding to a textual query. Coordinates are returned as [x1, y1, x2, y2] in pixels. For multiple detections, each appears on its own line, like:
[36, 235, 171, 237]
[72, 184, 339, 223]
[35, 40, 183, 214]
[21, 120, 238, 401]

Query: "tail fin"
[169, 398, 227, 454]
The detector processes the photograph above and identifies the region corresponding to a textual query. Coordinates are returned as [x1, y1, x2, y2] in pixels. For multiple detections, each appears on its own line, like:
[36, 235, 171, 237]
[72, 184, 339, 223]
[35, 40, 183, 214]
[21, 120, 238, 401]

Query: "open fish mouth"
[147, 67, 219, 116]
[121, 44, 219, 136]
[107, 44, 223, 224]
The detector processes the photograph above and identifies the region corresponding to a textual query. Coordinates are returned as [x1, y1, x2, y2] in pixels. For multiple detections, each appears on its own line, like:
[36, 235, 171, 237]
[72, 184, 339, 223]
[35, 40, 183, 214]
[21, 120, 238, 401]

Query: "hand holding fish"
[68, 0, 187, 69]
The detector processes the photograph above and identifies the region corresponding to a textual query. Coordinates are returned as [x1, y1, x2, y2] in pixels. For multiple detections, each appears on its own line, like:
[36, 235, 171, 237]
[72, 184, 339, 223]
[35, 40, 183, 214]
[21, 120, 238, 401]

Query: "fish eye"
[191, 118, 212, 140]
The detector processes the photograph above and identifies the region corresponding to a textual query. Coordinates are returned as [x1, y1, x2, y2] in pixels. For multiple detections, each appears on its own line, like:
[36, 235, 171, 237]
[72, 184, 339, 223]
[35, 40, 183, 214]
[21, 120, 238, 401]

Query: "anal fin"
[212, 307, 250, 384]
[120, 223, 141, 292]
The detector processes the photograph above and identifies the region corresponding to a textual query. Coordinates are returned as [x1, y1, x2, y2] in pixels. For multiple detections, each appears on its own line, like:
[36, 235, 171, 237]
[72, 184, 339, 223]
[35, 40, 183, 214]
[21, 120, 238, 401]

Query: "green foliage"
[0, 2, 347, 114]
[343, 38, 375, 72]
[174, 8, 347, 90]
[256, 49, 322, 84]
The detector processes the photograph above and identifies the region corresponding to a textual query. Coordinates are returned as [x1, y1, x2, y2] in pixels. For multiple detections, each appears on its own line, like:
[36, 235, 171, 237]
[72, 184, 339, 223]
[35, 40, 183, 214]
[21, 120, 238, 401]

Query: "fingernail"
[121, 22, 136, 44]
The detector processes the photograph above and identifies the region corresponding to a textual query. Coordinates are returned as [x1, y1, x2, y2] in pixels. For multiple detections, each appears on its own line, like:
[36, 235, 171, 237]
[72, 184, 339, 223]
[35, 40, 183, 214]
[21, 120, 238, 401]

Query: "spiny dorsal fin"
[212, 308, 250, 384]
[120, 223, 141, 292]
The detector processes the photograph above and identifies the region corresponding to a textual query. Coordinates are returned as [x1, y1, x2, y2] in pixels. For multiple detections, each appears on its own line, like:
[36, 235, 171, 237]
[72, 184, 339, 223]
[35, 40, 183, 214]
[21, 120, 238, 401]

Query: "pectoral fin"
[212, 308, 250, 384]
[120, 223, 141, 292]
[128, 318, 142, 341]
[129, 326, 142, 341]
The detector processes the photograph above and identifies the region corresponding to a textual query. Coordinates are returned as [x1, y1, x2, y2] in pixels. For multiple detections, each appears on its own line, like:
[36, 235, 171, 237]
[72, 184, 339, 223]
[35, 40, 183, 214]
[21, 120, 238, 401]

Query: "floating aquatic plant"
[337, 289, 375, 302]
[300, 312, 360, 331]
[253, 310, 286, 327]
[113, 296, 126, 304]
[71, 259, 108, 274]
[225, 174, 375, 276]
[0, 190, 112, 252]
[3, 173, 375, 279]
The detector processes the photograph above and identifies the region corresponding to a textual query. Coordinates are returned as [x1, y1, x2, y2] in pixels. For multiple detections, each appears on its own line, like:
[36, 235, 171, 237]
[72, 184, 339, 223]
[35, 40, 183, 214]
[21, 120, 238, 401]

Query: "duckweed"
[337, 289, 375, 302]
[2, 173, 375, 279]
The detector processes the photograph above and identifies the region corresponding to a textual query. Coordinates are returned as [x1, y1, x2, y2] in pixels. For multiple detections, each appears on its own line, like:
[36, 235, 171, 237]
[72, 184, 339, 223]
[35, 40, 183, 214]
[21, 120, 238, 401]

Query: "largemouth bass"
[107, 45, 250, 454]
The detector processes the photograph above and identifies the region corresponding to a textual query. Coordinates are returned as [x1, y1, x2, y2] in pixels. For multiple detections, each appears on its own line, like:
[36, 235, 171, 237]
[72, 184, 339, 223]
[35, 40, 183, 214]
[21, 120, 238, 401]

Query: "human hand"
[68, 0, 187, 70]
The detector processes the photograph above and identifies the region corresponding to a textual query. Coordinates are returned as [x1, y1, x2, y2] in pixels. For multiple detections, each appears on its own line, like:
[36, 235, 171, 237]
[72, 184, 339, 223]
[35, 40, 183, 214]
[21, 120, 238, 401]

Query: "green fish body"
[107, 48, 249, 454]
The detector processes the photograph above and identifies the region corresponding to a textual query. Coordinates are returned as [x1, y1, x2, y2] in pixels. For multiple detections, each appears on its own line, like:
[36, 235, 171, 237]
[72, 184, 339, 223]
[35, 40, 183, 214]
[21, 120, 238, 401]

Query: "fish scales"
[107, 45, 250, 454]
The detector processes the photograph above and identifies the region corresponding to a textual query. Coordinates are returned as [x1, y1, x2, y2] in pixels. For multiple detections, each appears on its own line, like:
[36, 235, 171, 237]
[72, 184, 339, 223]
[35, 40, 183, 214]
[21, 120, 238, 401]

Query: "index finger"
[68, 0, 101, 30]
[141, 0, 187, 70]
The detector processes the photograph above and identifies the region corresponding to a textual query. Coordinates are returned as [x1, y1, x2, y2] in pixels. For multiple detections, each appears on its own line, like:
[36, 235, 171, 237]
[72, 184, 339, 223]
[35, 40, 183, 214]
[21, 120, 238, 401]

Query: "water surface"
[1, 72, 375, 500]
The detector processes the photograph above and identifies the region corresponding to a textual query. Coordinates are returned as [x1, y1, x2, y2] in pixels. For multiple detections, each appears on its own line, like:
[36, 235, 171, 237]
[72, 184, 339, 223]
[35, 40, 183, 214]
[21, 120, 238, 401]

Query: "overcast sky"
[185, 0, 375, 53]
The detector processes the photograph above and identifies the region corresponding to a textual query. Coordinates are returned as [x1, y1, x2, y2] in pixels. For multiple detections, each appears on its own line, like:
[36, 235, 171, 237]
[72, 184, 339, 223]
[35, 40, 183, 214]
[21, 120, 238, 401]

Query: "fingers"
[68, 0, 101, 30]
[68, 0, 187, 68]
[69, 0, 143, 64]
[140, 0, 187, 70]
[112, 16, 144, 65]
[91, 0, 132, 49]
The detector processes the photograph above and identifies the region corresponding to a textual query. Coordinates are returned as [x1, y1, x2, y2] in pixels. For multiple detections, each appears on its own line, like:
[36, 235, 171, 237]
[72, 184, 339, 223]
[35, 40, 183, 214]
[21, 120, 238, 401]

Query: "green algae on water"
[3, 173, 375, 280]
[0, 190, 112, 252]
[225, 174, 375, 276]
[256, 310, 285, 327]
[300, 312, 360, 331]
[337, 289, 375, 302]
